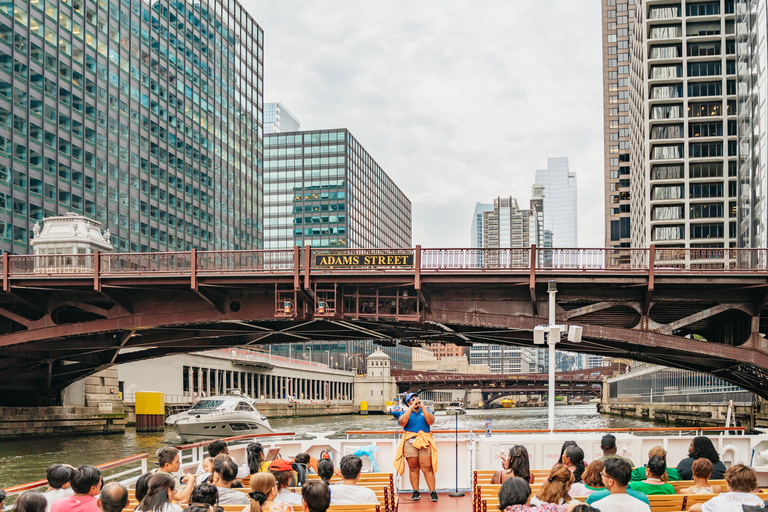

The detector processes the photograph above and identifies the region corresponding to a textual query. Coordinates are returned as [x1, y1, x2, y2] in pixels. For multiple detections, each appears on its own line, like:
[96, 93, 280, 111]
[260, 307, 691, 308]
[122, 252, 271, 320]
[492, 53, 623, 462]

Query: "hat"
[405, 393, 419, 404]
[268, 459, 294, 472]
[743, 501, 768, 511]
[601, 434, 616, 449]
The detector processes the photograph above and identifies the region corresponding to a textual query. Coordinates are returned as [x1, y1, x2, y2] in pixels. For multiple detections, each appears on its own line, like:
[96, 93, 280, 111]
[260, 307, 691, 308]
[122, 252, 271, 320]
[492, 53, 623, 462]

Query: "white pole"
[548, 280, 557, 433]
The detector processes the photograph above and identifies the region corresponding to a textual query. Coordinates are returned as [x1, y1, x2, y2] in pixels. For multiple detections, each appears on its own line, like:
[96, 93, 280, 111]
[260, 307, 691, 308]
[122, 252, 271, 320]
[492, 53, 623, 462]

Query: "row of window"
[652, 222, 735, 241]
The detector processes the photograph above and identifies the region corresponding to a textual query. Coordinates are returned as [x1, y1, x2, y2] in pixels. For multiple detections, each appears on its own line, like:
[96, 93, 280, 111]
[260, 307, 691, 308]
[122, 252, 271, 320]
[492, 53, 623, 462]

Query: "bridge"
[392, 367, 618, 401]
[1, 245, 768, 404]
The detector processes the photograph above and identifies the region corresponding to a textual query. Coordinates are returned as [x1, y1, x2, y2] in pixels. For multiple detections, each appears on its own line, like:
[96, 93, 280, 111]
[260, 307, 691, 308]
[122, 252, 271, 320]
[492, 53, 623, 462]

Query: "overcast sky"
[242, 1, 606, 248]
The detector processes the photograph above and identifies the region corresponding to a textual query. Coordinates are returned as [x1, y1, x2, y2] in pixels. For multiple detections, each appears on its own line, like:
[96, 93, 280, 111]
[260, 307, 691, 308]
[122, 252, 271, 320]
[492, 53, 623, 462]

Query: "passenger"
[301, 480, 331, 512]
[675, 436, 727, 480]
[249, 472, 291, 512]
[316, 459, 335, 485]
[154, 447, 196, 503]
[678, 458, 723, 495]
[496, 477, 572, 512]
[247, 443, 269, 474]
[687, 463, 762, 512]
[136, 473, 183, 512]
[195, 440, 249, 480]
[597, 434, 635, 468]
[329, 454, 377, 505]
[0, 489, 6, 508]
[393, 392, 438, 502]
[631, 446, 680, 482]
[15, 492, 48, 512]
[563, 446, 586, 485]
[189, 482, 219, 506]
[43, 464, 74, 512]
[269, 459, 303, 506]
[586, 458, 650, 511]
[197, 457, 214, 484]
[492, 445, 533, 485]
[51, 464, 103, 512]
[294, 453, 317, 475]
[569, 506, 601, 512]
[97, 482, 129, 512]
[530, 464, 581, 508]
[628, 455, 675, 495]
[210, 458, 250, 507]
[211, 454, 244, 488]
[572, 458, 604, 498]
[135, 472, 152, 502]
[556, 441, 578, 468]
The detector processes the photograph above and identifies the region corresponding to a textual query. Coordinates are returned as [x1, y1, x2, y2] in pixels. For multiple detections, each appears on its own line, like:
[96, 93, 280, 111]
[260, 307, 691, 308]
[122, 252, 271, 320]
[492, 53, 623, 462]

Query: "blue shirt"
[403, 408, 431, 433]
[586, 489, 650, 506]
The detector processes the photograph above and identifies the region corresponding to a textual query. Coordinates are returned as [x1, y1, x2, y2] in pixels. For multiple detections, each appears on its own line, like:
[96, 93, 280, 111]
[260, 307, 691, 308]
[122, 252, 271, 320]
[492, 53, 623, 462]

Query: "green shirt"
[631, 466, 681, 481]
[629, 481, 675, 495]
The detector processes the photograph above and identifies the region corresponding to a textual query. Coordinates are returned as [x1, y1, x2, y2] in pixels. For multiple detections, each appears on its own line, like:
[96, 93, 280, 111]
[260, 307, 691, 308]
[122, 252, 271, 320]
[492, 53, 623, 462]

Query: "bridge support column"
[466, 388, 484, 409]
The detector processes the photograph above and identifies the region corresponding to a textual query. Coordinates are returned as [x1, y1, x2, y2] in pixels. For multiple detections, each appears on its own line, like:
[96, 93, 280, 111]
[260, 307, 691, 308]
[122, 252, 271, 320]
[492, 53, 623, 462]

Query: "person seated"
[676, 436, 727, 480]
[14, 492, 48, 512]
[301, 481, 330, 512]
[562, 447, 587, 495]
[135, 473, 152, 503]
[250, 472, 292, 512]
[195, 440, 249, 479]
[189, 482, 218, 506]
[294, 453, 317, 475]
[136, 473, 183, 512]
[496, 476, 579, 512]
[210, 458, 250, 507]
[530, 464, 581, 507]
[555, 441, 578, 469]
[586, 458, 650, 511]
[628, 455, 675, 495]
[247, 443, 269, 475]
[328, 455, 377, 505]
[687, 463, 762, 512]
[492, 445, 533, 485]
[631, 446, 680, 482]
[678, 458, 723, 495]
[43, 464, 74, 512]
[572, 459, 605, 498]
[269, 459, 303, 506]
[97, 482, 129, 512]
[316, 459, 335, 485]
[51, 465, 102, 512]
[597, 434, 635, 468]
[155, 447, 196, 503]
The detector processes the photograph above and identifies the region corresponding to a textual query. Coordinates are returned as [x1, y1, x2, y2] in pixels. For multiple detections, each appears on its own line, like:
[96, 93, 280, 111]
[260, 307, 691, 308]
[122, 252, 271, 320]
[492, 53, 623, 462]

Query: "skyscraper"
[263, 129, 411, 249]
[264, 102, 300, 134]
[534, 157, 578, 247]
[470, 202, 493, 249]
[0, 0, 263, 254]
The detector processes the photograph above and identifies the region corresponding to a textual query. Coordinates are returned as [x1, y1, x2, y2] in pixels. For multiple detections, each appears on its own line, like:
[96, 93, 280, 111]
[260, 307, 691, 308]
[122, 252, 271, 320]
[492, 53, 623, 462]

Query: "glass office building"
[0, 0, 263, 254]
[270, 340, 413, 372]
[263, 129, 411, 249]
[264, 102, 299, 134]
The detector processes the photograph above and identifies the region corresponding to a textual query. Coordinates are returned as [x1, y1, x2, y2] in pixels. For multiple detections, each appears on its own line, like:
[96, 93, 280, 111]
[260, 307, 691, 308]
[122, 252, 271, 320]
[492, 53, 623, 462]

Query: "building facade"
[0, 0, 263, 254]
[263, 129, 411, 250]
[534, 157, 578, 247]
[422, 342, 469, 360]
[470, 202, 493, 249]
[602, 1, 636, 250]
[269, 340, 414, 372]
[264, 102, 300, 134]
[469, 344, 537, 374]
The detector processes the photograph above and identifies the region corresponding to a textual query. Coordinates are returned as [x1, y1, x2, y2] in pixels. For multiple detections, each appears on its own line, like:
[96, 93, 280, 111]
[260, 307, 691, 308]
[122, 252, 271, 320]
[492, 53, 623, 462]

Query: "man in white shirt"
[591, 458, 651, 512]
[211, 458, 250, 509]
[688, 463, 763, 512]
[43, 464, 75, 512]
[329, 455, 378, 505]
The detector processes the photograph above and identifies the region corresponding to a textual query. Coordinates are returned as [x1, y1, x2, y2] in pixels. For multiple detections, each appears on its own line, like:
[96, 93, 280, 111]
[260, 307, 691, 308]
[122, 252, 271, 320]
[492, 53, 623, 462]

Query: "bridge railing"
[196, 249, 297, 273]
[100, 251, 192, 274]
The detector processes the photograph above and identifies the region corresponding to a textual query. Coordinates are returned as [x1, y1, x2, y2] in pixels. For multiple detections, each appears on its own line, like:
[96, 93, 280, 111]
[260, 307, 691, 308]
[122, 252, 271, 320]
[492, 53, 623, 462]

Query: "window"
[688, 81, 722, 97]
[688, 61, 721, 77]
[689, 101, 722, 117]
[689, 182, 723, 198]
[688, 41, 720, 56]
[651, 64, 682, 79]
[652, 104, 683, 119]
[689, 141, 723, 157]
[653, 225, 684, 241]
[687, 21, 721, 36]
[651, 124, 683, 139]
[690, 203, 723, 219]
[651, 164, 683, 180]
[652, 185, 684, 199]
[652, 205, 684, 220]
[690, 162, 723, 178]
[651, 144, 683, 159]
[651, 85, 683, 99]
[690, 223, 724, 239]
[689, 121, 723, 138]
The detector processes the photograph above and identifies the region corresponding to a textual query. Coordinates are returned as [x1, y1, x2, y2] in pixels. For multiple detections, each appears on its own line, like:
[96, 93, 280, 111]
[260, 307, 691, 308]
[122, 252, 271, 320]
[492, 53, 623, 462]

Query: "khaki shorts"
[403, 439, 430, 458]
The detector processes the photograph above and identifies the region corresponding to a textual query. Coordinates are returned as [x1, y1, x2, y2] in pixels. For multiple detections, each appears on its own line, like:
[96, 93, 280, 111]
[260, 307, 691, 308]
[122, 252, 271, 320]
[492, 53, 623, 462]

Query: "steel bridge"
[2, 245, 768, 404]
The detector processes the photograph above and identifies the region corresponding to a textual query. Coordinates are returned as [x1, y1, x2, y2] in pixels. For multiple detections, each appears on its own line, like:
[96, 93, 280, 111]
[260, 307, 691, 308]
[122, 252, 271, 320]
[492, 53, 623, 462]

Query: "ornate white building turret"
[366, 348, 391, 377]
[30, 212, 113, 255]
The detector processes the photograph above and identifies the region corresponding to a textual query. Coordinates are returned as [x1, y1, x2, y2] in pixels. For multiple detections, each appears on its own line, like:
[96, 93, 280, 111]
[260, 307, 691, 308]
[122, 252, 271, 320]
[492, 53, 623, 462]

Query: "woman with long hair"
[530, 464, 580, 507]
[249, 472, 291, 512]
[316, 459, 335, 485]
[555, 442, 578, 468]
[135, 473, 153, 503]
[676, 436, 727, 480]
[497, 477, 568, 512]
[136, 473, 182, 512]
[246, 443, 265, 474]
[571, 460, 604, 498]
[629, 455, 675, 495]
[492, 445, 533, 484]
[562, 446, 586, 482]
[14, 492, 47, 512]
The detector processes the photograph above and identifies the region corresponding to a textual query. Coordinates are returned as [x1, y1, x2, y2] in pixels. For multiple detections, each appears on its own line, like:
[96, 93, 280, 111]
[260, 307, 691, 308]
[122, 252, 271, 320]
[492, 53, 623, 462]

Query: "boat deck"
[396, 491, 472, 512]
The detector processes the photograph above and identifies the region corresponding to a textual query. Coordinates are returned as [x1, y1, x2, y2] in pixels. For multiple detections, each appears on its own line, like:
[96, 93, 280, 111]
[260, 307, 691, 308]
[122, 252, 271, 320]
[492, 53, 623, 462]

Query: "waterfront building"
[269, 340, 413, 372]
[0, 0, 263, 254]
[263, 129, 411, 250]
[534, 157, 578, 248]
[601, 2, 636, 251]
[469, 344, 537, 374]
[264, 102, 300, 134]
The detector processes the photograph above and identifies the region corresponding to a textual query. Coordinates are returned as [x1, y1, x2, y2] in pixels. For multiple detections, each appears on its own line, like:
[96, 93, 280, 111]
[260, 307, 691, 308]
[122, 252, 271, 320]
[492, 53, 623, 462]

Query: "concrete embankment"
[598, 401, 761, 431]
[0, 406, 127, 439]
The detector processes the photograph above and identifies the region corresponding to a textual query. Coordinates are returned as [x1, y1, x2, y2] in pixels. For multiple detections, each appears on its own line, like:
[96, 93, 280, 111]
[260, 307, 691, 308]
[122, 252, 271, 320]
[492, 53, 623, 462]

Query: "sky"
[242, 1, 606, 248]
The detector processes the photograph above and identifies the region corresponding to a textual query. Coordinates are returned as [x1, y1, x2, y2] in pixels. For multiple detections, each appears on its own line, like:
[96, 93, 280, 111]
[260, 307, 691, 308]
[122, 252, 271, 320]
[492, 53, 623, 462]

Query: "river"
[0, 405, 664, 489]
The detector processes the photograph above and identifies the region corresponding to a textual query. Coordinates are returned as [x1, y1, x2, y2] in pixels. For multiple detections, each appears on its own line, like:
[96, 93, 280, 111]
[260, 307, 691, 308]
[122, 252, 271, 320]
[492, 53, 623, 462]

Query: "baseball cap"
[268, 459, 294, 472]
[405, 393, 419, 404]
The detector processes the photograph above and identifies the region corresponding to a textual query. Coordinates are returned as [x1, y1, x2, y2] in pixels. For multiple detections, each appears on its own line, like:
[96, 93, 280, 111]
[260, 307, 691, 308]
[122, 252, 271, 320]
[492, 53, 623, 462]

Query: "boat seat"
[669, 479, 726, 492]
[291, 505, 380, 512]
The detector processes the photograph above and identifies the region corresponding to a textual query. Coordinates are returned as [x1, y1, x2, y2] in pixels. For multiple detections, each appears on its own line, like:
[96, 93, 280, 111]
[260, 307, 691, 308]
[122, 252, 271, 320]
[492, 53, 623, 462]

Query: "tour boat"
[444, 401, 467, 415]
[165, 392, 272, 439]
[500, 398, 516, 408]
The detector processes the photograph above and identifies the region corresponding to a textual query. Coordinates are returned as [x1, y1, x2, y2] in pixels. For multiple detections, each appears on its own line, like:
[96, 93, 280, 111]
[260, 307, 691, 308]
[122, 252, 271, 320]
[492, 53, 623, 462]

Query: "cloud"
[243, 0, 606, 247]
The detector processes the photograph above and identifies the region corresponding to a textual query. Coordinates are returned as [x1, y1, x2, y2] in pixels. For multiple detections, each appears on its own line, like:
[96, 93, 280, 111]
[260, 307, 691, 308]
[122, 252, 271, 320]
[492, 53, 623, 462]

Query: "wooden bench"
[291, 505, 380, 512]
[669, 479, 726, 493]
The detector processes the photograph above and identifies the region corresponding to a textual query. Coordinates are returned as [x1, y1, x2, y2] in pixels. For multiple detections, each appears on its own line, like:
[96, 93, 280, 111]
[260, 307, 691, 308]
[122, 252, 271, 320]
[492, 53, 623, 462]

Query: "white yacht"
[445, 401, 467, 415]
[165, 391, 272, 439]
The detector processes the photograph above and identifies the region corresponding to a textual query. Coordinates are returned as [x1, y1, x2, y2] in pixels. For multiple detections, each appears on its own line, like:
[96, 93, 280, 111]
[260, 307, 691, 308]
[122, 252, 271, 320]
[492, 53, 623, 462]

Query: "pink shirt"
[51, 494, 100, 512]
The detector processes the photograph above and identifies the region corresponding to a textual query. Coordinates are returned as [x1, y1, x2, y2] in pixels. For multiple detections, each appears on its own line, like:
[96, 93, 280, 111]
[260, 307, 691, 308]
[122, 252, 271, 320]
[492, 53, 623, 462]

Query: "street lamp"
[305, 345, 313, 363]
[533, 280, 582, 432]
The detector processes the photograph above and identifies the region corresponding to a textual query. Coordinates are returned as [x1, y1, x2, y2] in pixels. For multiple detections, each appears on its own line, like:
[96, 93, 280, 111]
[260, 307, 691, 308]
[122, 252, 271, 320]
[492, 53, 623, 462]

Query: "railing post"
[2, 252, 8, 292]
[303, 245, 311, 290]
[529, 244, 538, 316]
[93, 251, 101, 292]
[190, 248, 197, 291]
[414, 245, 421, 290]
[293, 246, 301, 291]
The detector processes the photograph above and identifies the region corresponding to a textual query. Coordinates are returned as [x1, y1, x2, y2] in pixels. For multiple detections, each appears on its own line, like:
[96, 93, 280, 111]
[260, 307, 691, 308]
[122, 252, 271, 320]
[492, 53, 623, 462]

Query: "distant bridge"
[1, 245, 768, 404]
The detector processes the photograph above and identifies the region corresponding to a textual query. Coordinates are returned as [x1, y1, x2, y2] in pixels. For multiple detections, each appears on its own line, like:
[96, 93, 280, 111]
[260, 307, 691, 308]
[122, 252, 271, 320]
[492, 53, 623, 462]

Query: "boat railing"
[175, 431, 297, 467]
[344, 426, 747, 439]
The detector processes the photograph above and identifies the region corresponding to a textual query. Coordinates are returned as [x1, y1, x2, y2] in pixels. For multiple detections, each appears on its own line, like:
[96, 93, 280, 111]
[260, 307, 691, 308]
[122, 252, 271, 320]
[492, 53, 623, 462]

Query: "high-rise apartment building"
[601, 2, 636, 250]
[470, 344, 537, 374]
[0, 0, 263, 254]
[630, 0, 739, 250]
[264, 102, 300, 134]
[470, 202, 493, 249]
[423, 343, 469, 360]
[263, 129, 411, 249]
[534, 157, 578, 247]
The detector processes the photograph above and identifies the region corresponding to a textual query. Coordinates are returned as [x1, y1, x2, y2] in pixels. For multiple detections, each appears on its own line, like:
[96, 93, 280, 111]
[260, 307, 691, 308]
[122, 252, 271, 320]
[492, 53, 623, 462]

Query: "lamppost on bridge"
[533, 280, 582, 433]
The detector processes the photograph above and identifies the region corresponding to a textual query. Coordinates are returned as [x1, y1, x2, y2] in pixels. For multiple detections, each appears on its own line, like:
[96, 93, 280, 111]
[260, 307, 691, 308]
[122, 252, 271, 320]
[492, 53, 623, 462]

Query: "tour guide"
[393, 392, 438, 502]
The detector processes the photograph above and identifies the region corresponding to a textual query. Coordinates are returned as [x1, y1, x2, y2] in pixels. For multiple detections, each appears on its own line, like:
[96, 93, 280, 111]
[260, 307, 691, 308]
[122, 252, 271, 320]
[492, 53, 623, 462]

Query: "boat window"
[235, 401, 254, 412]
[190, 400, 224, 410]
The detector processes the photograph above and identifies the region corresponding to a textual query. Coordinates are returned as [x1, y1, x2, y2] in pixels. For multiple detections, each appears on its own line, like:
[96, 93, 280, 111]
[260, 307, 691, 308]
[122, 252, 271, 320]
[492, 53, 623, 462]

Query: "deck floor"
[396, 491, 473, 511]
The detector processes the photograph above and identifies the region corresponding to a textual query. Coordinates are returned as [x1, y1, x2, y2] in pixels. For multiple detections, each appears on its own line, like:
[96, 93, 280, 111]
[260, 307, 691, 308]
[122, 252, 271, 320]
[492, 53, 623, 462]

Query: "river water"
[0, 405, 664, 489]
